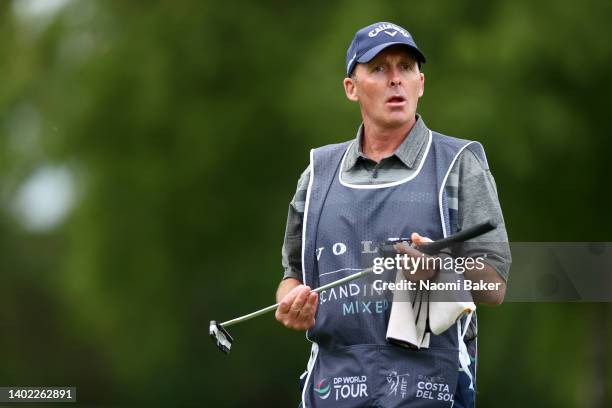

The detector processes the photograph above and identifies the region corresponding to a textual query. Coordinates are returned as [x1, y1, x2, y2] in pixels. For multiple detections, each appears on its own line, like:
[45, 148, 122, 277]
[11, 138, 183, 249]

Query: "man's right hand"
[275, 284, 318, 331]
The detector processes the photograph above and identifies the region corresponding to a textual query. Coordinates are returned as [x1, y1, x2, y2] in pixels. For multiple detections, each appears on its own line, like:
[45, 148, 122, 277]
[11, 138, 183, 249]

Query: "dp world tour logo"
[314, 378, 331, 399]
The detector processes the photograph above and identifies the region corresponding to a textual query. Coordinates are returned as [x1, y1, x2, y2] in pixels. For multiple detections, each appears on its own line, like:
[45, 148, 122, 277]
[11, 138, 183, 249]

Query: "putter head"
[209, 320, 234, 354]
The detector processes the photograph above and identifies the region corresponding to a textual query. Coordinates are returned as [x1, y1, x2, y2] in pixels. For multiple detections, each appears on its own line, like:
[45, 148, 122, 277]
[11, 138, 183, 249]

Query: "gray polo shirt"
[282, 115, 511, 281]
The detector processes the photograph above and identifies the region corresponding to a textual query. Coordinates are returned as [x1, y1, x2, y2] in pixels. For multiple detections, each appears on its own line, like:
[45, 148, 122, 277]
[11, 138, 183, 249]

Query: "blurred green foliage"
[0, 0, 611, 406]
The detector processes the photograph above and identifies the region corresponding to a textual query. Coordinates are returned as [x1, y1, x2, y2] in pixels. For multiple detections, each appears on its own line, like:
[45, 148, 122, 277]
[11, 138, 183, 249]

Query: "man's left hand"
[394, 232, 439, 282]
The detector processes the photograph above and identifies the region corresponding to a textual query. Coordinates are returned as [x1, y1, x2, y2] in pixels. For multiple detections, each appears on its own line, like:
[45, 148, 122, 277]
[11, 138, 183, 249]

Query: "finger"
[299, 292, 318, 320]
[296, 314, 316, 331]
[394, 241, 421, 258]
[411, 232, 433, 246]
[289, 287, 310, 318]
[278, 285, 307, 315]
[310, 292, 318, 311]
[306, 295, 318, 328]
[297, 295, 317, 330]
[278, 301, 290, 315]
[410, 232, 424, 246]
[278, 292, 296, 315]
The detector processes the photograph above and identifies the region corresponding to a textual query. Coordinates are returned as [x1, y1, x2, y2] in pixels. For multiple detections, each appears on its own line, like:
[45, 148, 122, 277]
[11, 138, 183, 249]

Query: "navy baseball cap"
[345, 22, 426, 76]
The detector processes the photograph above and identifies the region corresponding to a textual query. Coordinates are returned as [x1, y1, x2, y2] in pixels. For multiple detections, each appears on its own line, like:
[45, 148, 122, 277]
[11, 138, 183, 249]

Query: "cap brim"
[357, 42, 426, 65]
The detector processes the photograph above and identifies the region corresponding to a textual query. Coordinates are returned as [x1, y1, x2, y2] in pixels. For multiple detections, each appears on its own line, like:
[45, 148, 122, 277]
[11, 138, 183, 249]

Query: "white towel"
[386, 266, 475, 348]
[386, 269, 427, 348]
[428, 265, 476, 335]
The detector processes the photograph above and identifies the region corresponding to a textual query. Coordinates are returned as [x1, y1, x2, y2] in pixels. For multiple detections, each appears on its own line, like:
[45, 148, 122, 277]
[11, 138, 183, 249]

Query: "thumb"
[411, 232, 433, 246]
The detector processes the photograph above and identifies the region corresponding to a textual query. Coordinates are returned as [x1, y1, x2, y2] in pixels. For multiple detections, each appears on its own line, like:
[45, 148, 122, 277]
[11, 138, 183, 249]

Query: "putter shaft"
[220, 266, 374, 328]
[212, 220, 496, 353]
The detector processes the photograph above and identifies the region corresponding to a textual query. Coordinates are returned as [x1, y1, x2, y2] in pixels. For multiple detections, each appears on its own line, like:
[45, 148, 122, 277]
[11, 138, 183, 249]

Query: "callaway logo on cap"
[345, 21, 426, 76]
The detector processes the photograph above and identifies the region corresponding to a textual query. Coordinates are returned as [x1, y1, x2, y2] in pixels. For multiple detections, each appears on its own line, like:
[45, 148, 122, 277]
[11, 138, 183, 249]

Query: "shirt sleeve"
[452, 145, 512, 281]
[281, 165, 311, 281]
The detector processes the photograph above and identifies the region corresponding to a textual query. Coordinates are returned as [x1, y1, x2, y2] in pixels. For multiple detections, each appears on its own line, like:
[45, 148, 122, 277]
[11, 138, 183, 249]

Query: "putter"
[210, 220, 496, 354]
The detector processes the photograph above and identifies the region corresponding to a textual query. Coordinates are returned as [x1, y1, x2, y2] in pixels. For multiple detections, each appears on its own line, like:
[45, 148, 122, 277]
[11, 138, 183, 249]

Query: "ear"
[343, 77, 359, 102]
[418, 72, 425, 98]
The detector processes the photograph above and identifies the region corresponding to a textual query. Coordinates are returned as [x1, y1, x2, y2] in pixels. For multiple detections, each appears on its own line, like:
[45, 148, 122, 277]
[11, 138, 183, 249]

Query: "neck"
[361, 117, 416, 163]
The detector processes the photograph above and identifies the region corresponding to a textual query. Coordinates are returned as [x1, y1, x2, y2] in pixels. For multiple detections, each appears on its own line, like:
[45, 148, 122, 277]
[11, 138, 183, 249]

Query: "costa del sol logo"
[314, 378, 331, 399]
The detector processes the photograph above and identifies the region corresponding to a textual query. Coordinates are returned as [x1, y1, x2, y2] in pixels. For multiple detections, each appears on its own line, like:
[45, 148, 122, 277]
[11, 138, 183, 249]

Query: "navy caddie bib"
[299, 130, 488, 408]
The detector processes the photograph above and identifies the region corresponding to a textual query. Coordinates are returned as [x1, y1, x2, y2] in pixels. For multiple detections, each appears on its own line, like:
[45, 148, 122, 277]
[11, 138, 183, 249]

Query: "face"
[343, 46, 424, 130]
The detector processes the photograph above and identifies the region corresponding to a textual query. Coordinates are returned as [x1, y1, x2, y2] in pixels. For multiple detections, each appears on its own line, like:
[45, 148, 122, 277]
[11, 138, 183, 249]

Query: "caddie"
[274, 21, 512, 408]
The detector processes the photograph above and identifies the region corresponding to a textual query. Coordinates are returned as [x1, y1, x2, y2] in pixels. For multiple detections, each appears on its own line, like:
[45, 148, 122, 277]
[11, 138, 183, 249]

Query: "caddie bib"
[299, 131, 487, 408]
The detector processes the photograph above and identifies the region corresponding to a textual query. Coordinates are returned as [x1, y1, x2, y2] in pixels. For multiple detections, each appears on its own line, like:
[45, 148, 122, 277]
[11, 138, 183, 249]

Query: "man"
[275, 22, 511, 407]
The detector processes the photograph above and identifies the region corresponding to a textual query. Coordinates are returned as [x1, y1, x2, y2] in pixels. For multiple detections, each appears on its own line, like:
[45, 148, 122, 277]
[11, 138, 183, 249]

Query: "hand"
[394, 232, 439, 281]
[275, 285, 318, 331]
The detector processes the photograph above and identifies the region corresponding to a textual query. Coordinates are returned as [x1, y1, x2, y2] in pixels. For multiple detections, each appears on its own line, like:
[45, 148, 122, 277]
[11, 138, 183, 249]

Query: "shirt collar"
[344, 114, 429, 171]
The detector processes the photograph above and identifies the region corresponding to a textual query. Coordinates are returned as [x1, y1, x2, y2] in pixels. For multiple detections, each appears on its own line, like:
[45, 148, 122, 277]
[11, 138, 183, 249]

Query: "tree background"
[0, 0, 611, 406]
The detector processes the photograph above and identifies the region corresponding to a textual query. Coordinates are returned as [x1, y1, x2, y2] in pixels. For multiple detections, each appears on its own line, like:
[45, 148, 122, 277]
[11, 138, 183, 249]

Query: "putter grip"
[418, 220, 496, 255]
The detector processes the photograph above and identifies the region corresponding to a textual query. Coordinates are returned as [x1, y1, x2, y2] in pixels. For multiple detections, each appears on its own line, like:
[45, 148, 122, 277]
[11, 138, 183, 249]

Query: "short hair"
[349, 52, 421, 79]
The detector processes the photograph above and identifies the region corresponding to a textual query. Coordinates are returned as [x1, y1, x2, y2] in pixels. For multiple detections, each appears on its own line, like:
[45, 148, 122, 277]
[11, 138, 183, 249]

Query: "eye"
[373, 65, 385, 72]
[400, 63, 412, 71]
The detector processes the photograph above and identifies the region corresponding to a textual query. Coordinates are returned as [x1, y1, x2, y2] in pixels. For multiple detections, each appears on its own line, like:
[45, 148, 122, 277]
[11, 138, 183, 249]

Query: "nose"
[389, 68, 401, 87]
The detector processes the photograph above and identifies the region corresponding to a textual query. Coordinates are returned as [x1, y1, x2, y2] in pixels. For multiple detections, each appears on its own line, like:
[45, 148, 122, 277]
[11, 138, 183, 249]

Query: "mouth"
[386, 96, 406, 106]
